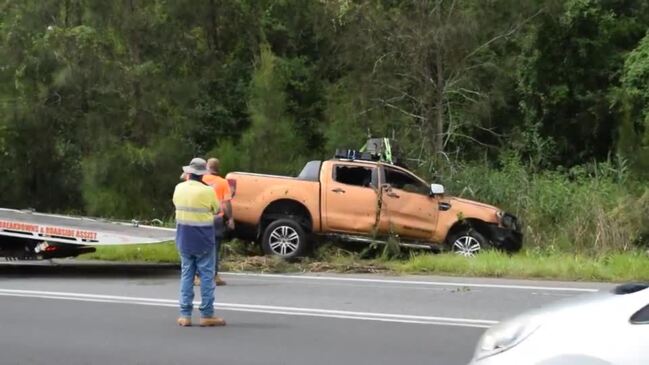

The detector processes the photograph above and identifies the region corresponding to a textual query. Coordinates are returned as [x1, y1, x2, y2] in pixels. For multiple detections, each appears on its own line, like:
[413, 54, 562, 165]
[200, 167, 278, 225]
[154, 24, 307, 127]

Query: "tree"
[220, 43, 306, 175]
[0, 1, 86, 211]
[615, 31, 649, 174]
[322, 0, 541, 169]
[518, 0, 649, 167]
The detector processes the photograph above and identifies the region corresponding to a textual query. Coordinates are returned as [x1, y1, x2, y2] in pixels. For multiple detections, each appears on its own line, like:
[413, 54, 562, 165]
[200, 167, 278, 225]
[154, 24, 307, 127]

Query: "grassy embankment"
[81, 157, 649, 282]
[81, 242, 649, 282]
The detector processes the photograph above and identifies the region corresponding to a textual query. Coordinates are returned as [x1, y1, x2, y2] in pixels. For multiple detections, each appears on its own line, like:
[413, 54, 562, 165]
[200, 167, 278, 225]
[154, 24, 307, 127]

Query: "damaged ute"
[226, 157, 522, 259]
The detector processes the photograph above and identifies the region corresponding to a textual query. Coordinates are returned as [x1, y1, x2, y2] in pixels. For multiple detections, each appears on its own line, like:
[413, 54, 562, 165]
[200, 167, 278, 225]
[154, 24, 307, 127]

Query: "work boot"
[177, 316, 192, 327]
[193, 275, 200, 286]
[199, 316, 226, 327]
[215, 275, 227, 286]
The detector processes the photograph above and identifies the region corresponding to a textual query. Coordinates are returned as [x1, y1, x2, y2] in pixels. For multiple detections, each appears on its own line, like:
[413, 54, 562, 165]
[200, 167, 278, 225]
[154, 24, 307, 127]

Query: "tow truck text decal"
[0, 220, 98, 241]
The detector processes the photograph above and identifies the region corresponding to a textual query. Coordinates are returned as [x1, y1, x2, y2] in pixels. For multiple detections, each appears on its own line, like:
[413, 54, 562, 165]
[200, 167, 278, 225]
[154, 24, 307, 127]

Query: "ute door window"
[384, 168, 429, 195]
[324, 164, 379, 233]
[333, 165, 377, 189]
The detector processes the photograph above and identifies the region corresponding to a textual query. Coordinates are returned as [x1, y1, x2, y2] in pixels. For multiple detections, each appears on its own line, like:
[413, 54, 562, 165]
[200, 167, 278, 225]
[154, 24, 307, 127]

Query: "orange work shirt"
[202, 174, 232, 216]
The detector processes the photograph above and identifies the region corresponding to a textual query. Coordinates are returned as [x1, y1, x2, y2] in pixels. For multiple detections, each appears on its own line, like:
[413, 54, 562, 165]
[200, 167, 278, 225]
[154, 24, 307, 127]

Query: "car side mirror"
[430, 183, 445, 195]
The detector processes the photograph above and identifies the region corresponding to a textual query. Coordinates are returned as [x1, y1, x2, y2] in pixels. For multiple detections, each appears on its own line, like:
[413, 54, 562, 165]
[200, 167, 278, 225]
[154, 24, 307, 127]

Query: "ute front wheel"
[447, 229, 488, 257]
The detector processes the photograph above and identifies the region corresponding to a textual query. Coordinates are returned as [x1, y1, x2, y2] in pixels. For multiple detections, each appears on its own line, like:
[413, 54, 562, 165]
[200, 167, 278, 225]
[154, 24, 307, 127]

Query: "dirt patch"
[221, 255, 391, 274]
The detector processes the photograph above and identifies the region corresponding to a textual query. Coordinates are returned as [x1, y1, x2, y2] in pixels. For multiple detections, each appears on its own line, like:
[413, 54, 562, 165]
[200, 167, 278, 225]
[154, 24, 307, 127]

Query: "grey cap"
[182, 157, 208, 176]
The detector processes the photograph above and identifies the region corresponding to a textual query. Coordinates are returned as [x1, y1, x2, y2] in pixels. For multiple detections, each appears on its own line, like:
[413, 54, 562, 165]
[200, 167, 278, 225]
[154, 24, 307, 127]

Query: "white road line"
[0, 289, 496, 328]
[221, 272, 600, 292]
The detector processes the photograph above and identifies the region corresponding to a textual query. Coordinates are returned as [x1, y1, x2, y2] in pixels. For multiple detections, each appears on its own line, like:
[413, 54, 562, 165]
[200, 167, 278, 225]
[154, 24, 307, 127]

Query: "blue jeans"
[179, 246, 215, 318]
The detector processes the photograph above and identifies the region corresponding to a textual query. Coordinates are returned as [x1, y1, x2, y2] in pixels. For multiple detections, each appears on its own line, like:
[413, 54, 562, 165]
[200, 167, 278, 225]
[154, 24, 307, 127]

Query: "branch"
[444, 98, 454, 148]
[418, 69, 438, 89]
[372, 52, 394, 74]
[462, 8, 543, 63]
[44, 91, 62, 106]
[446, 0, 458, 23]
[442, 77, 462, 92]
[394, 72, 425, 85]
[383, 84, 422, 104]
[474, 124, 503, 138]
[373, 98, 426, 121]
[436, 150, 453, 165]
[446, 60, 499, 84]
[463, 60, 500, 73]
[446, 89, 481, 104]
[357, 106, 377, 116]
[445, 131, 494, 148]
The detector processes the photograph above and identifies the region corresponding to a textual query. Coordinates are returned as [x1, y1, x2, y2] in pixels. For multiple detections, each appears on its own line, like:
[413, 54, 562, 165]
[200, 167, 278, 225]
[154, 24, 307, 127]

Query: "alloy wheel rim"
[269, 226, 300, 256]
[453, 236, 481, 257]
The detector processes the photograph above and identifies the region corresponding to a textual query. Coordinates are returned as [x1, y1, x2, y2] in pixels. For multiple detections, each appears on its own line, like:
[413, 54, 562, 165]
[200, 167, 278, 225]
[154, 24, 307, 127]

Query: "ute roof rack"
[333, 137, 406, 167]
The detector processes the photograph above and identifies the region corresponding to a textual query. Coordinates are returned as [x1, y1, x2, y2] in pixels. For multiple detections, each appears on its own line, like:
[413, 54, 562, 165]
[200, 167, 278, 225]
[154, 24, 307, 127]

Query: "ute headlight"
[473, 314, 541, 360]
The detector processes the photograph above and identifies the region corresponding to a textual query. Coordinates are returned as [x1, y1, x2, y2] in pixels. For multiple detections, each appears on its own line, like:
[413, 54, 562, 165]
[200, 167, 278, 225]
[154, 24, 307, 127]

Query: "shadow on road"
[0, 260, 179, 279]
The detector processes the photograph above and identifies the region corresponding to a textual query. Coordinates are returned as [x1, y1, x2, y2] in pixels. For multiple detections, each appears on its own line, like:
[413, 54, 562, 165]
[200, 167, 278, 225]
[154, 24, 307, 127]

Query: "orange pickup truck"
[226, 159, 522, 259]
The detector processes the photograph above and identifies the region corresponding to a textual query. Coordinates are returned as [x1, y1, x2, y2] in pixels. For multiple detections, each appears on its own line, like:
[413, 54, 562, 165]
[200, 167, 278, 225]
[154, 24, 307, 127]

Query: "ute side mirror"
[430, 183, 445, 195]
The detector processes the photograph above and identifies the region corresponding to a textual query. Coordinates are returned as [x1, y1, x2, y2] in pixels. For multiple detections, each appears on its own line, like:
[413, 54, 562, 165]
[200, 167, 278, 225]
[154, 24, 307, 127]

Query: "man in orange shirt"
[195, 158, 233, 286]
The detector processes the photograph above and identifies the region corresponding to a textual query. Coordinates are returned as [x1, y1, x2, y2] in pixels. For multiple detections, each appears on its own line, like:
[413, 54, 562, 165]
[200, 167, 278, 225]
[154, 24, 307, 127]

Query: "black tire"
[261, 219, 310, 259]
[446, 228, 488, 257]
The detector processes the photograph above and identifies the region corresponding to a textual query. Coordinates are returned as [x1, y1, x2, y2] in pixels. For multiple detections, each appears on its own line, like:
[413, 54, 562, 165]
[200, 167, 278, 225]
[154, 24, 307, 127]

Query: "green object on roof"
[384, 138, 393, 164]
[360, 137, 394, 164]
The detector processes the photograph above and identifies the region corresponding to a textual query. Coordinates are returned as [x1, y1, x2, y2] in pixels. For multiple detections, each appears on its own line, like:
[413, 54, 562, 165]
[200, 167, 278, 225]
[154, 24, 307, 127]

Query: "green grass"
[80, 241, 180, 263]
[390, 250, 649, 282]
[80, 242, 649, 282]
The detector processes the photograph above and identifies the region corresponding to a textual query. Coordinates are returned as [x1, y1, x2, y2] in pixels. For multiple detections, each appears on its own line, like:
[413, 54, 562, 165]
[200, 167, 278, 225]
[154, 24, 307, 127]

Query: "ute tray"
[0, 208, 175, 245]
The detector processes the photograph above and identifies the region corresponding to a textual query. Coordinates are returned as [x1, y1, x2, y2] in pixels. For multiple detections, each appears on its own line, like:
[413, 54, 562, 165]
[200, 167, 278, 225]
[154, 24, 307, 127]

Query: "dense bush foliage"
[436, 154, 648, 254]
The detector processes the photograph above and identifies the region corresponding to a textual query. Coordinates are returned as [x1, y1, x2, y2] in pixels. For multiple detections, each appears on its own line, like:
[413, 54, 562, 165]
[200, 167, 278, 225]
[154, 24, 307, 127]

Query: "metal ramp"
[0, 208, 175, 245]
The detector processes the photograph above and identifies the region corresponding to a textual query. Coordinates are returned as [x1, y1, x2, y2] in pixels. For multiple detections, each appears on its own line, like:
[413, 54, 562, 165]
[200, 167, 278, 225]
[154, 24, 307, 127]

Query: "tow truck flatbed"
[0, 208, 175, 260]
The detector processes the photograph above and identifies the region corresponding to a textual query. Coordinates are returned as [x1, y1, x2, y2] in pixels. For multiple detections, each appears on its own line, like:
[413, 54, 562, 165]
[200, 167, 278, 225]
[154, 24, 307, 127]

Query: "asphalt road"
[0, 261, 614, 365]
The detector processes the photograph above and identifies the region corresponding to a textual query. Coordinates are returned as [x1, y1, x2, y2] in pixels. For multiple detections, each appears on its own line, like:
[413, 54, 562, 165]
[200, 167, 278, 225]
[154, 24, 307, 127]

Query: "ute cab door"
[322, 162, 380, 234]
[378, 166, 439, 241]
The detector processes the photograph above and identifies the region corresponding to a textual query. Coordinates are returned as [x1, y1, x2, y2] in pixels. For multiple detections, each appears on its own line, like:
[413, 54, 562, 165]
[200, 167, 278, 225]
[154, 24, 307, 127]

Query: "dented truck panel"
[379, 189, 439, 240]
[432, 197, 501, 243]
[377, 164, 439, 240]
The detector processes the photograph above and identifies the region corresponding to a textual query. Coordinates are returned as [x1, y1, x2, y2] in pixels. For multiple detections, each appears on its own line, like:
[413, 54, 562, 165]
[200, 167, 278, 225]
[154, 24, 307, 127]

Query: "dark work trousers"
[214, 215, 225, 274]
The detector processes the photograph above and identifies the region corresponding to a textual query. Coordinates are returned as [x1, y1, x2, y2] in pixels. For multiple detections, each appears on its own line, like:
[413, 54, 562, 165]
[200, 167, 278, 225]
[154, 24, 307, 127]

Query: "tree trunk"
[128, 0, 144, 144]
[64, 0, 70, 27]
[208, 0, 220, 54]
[434, 49, 445, 157]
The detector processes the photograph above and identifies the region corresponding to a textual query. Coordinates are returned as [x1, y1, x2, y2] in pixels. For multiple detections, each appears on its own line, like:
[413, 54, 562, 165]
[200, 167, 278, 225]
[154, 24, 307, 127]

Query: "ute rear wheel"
[261, 219, 310, 259]
[447, 229, 488, 257]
